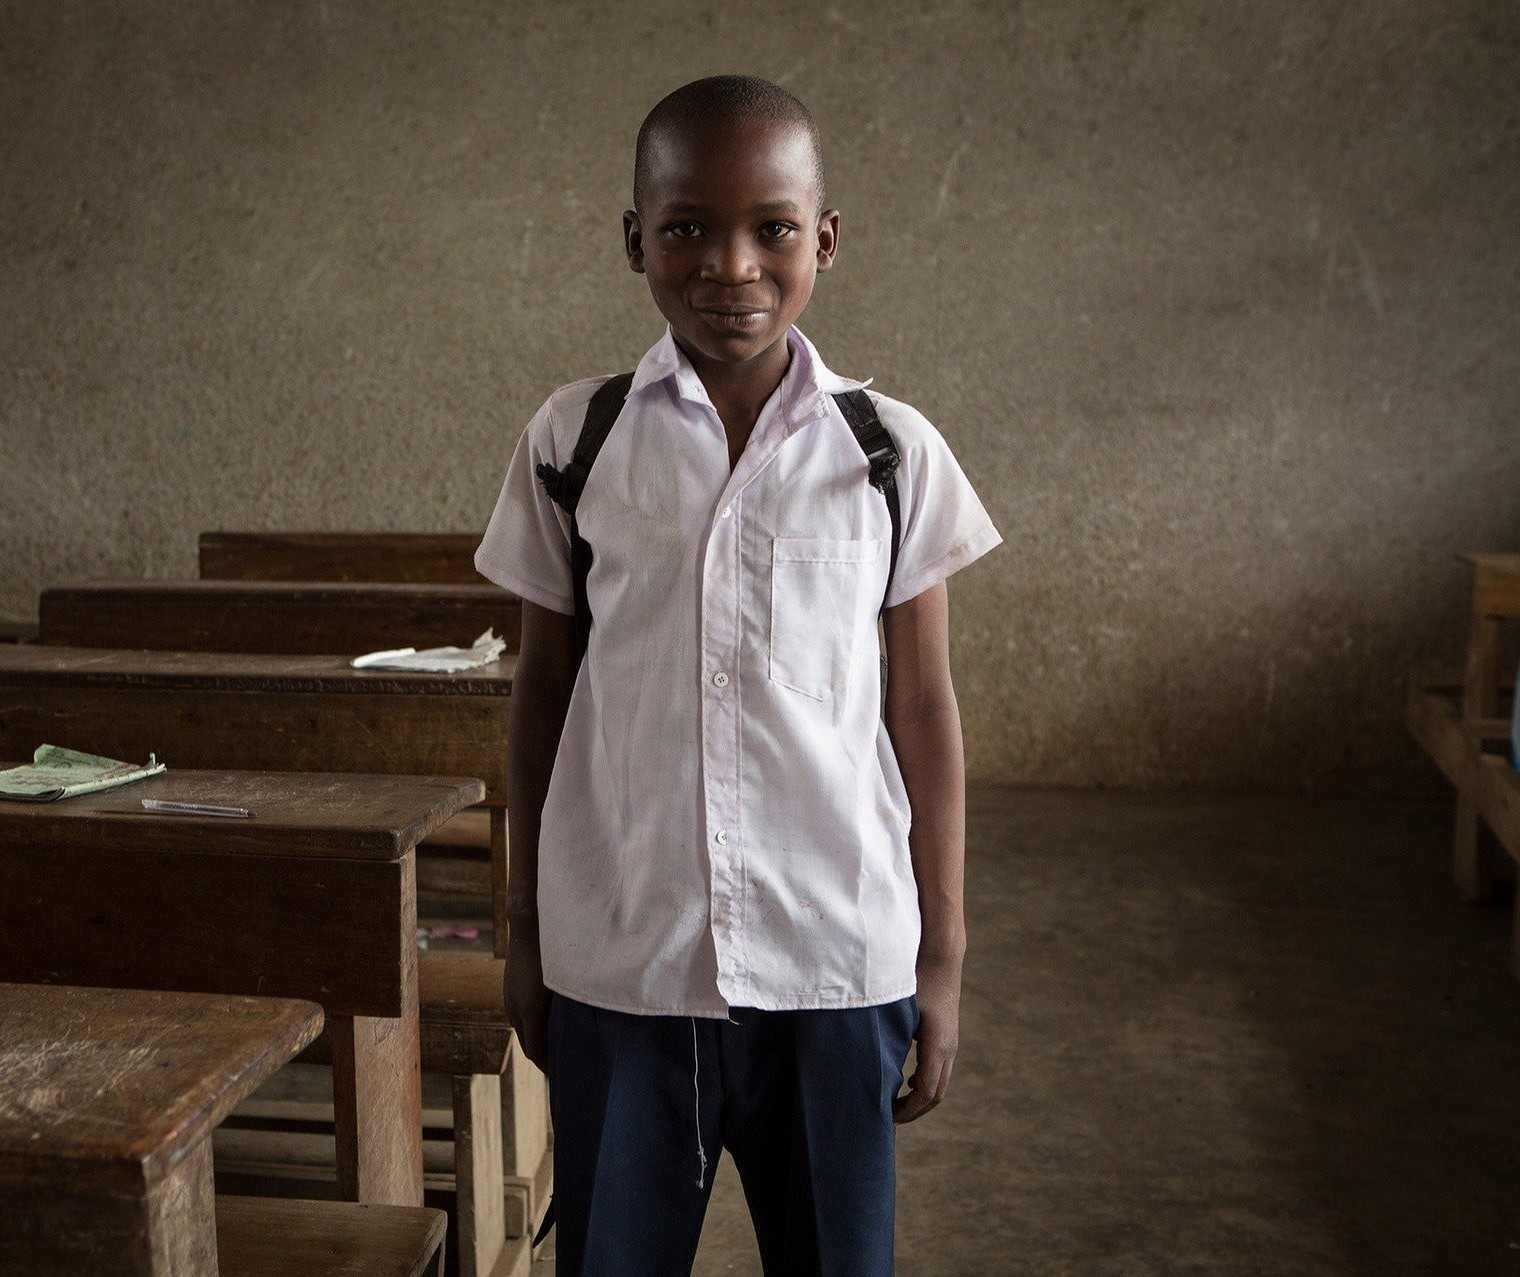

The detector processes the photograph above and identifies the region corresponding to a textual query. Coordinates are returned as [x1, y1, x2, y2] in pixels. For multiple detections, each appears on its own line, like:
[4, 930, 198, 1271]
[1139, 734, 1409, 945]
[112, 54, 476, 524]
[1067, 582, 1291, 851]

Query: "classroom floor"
[503, 786, 1520, 1277]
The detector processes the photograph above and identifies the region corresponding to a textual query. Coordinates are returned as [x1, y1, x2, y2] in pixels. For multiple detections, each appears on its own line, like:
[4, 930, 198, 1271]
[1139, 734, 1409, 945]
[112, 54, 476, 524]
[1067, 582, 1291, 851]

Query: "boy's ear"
[815, 209, 841, 273]
[623, 211, 646, 274]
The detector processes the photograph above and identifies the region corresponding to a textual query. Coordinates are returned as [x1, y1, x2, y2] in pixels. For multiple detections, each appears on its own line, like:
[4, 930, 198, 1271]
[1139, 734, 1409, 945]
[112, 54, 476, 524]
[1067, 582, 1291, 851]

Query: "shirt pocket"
[769, 537, 881, 701]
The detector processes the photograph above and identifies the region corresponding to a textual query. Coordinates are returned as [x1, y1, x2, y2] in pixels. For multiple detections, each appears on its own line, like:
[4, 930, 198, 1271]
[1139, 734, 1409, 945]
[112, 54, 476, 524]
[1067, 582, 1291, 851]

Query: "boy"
[475, 75, 1000, 1276]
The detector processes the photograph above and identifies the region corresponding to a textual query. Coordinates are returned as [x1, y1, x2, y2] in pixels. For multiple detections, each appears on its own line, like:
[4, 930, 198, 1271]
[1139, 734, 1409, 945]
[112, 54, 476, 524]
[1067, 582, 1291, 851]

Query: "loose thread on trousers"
[691, 1018, 709, 1189]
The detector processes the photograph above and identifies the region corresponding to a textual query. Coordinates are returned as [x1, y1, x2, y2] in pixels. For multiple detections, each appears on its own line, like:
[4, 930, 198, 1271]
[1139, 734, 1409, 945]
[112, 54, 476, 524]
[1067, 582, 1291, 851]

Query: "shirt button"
[712, 672, 729, 688]
[715, 829, 729, 845]
[719, 506, 732, 519]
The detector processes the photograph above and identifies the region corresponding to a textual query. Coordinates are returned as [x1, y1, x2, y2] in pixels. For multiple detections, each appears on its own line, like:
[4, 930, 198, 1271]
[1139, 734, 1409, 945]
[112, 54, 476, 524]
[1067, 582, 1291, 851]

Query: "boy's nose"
[700, 236, 761, 285]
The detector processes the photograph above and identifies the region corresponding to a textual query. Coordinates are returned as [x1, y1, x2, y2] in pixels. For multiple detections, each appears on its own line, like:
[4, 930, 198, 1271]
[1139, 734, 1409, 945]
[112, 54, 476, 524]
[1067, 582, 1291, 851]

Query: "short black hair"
[633, 75, 825, 214]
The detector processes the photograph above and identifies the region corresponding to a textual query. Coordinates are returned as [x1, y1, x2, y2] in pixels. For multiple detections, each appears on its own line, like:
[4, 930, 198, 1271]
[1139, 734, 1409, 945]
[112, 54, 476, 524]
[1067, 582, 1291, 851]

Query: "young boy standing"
[476, 76, 1000, 1276]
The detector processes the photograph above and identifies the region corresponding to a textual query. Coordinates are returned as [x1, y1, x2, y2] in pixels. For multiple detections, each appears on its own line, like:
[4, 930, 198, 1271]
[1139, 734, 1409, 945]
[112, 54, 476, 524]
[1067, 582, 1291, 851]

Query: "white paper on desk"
[350, 628, 506, 673]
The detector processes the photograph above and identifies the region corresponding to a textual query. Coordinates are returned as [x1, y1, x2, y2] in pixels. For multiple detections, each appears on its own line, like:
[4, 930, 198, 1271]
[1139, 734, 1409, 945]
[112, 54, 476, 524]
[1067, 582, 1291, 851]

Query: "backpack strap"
[831, 389, 902, 608]
[535, 372, 634, 659]
[535, 376, 904, 662]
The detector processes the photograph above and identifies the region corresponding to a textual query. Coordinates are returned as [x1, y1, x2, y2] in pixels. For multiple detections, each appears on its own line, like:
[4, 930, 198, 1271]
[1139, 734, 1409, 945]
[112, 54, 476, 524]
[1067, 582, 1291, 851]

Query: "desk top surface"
[0, 646, 515, 694]
[0, 768, 484, 858]
[0, 982, 322, 1179]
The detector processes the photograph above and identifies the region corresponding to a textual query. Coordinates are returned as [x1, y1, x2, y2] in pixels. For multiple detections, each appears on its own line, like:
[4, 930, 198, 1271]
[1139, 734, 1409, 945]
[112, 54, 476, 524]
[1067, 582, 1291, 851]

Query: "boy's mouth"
[695, 307, 768, 334]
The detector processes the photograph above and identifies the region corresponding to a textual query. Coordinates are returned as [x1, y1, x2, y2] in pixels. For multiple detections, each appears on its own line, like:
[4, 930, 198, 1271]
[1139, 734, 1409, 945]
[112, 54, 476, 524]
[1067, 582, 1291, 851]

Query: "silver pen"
[141, 799, 253, 819]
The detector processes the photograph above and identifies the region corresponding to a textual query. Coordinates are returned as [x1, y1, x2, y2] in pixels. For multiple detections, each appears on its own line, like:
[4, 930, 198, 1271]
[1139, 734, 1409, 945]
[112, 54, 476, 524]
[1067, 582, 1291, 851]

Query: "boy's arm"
[882, 580, 967, 1124]
[503, 599, 579, 1072]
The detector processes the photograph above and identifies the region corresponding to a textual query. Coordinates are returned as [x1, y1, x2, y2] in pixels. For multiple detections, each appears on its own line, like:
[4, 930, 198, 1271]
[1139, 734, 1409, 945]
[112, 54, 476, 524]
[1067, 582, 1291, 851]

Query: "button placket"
[699, 468, 746, 998]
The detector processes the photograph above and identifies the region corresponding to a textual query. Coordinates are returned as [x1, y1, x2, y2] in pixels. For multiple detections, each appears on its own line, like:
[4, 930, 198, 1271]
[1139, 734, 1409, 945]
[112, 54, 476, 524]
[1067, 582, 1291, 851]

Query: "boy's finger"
[892, 1078, 938, 1123]
[892, 1058, 951, 1124]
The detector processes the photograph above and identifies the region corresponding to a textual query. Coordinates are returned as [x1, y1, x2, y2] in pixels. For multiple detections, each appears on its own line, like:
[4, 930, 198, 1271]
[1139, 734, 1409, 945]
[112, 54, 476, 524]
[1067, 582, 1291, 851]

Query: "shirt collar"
[628, 326, 871, 432]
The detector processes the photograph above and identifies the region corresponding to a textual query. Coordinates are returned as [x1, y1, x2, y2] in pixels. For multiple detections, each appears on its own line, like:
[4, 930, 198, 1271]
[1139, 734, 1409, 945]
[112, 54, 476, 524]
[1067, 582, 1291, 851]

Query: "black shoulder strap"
[535, 372, 634, 518]
[535, 376, 903, 661]
[831, 389, 902, 608]
[535, 372, 634, 659]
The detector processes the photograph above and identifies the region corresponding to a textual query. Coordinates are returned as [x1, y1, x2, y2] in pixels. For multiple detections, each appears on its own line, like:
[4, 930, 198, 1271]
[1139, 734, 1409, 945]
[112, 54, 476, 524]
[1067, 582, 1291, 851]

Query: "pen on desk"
[141, 799, 254, 819]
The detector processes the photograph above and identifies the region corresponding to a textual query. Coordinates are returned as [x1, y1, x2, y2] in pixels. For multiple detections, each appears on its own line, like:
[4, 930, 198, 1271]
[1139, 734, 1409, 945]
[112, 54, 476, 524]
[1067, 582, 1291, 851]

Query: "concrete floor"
[524, 786, 1520, 1276]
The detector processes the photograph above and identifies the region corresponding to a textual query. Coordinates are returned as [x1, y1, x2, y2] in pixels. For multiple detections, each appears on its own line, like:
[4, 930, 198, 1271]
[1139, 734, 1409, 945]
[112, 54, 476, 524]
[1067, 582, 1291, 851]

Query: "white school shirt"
[476, 327, 1001, 1017]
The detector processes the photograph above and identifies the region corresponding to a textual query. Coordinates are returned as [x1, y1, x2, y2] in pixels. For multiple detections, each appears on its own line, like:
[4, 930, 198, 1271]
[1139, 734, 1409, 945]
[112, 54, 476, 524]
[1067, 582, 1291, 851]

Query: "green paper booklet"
[0, 745, 165, 802]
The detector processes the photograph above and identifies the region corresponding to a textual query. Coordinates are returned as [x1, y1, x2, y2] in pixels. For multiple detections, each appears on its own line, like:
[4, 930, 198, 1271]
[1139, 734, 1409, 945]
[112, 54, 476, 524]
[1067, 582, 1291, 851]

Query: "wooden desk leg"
[146, 1138, 219, 1277]
[454, 1072, 507, 1277]
[330, 1012, 424, 1206]
[330, 849, 423, 1206]
[1511, 890, 1520, 983]
[491, 807, 509, 961]
[1456, 613, 1505, 901]
[1454, 794, 1500, 903]
[1462, 615, 1503, 723]
[7, 1133, 219, 1276]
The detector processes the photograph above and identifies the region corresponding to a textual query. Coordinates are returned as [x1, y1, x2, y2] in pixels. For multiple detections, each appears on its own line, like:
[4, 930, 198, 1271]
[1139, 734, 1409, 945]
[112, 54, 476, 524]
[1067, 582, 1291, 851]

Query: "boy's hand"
[893, 956, 961, 1124]
[504, 921, 550, 1073]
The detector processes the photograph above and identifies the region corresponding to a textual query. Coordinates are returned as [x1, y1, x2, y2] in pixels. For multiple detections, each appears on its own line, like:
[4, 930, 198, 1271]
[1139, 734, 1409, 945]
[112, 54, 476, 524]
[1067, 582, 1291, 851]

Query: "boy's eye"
[760, 221, 796, 240]
[664, 222, 702, 239]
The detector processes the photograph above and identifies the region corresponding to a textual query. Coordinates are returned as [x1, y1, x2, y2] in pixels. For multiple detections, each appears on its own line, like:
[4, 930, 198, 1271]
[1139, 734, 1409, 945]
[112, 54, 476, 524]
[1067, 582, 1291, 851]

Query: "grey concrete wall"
[2, 1, 1516, 793]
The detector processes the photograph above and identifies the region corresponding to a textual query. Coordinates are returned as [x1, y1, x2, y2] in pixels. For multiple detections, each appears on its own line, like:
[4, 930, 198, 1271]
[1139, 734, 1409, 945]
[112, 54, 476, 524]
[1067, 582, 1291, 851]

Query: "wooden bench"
[1407, 552, 1520, 971]
[201, 531, 486, 586]
[0, 767, 480, 1207]
[38, 578, 521, 656]
[218, 1197, 447, 1277]
[0, 982, 331, 1275]
[0, 646, 547, 1274]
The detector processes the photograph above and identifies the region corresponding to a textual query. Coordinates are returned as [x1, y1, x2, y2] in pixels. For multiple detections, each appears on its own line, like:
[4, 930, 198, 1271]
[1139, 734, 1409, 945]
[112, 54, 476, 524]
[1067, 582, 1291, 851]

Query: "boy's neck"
[678, 333, 794, 446]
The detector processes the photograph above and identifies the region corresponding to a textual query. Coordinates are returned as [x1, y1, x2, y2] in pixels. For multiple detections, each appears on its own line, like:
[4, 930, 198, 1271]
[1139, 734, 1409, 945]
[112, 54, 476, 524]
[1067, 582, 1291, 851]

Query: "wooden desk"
[0, 981, 323, 1275]
[0, 645, 513, 940]
[39, 578, 521, 655]
[201, 531, 485, 585]
[0, 767, 482, 1206]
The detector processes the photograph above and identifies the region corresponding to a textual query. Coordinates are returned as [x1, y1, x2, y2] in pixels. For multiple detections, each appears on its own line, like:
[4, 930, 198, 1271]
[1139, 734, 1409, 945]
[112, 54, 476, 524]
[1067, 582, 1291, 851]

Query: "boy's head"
[624, 76, 839, 382]
[633, 75, 825, 216]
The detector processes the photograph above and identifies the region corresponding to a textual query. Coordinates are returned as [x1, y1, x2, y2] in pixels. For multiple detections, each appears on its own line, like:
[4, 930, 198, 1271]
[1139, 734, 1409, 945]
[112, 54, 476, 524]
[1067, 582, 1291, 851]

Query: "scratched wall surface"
[1, 2, 1516, 793]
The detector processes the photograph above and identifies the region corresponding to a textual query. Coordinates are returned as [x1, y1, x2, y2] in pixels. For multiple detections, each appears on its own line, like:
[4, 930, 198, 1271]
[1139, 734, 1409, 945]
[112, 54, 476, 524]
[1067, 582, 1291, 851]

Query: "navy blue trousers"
[546, 992, 919, 1277]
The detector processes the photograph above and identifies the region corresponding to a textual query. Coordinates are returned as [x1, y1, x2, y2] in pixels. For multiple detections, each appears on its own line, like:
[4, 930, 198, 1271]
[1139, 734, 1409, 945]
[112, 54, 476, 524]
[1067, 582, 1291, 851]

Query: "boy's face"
[624, 116, 839, 383]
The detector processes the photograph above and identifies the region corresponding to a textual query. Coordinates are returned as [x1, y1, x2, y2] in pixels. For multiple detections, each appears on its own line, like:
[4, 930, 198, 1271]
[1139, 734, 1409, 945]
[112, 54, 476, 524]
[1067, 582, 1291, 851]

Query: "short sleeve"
[474, 395, 576, 614]
[875, 396, 1003, 608]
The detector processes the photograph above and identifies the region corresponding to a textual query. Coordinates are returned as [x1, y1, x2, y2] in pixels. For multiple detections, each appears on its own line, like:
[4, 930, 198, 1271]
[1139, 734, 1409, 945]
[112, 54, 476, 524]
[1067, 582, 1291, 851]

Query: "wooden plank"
[212, 1128, 456, 1178]
[330, 841, 423, 1206]
[0, 842, 408, 1019]
[1462, 553, 1520, 619]
[501, 1037, 550, 1182]
[1462, 614, 1505, 722]
[417, 954, 512, 1076]
[1405, 677, 1504, 901]
[417, 850, 494, 899]
[427, 808, 493, 849]
[1478, 755, 1520, 864]
[202, 531, 485, 586]
[217, 1196, 447, 1277]
[0, 984, 321, 1277]
[502, 1145, 553, 1244]
[454, 1073, 507, 1277]
[39, 579, 520, 655]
